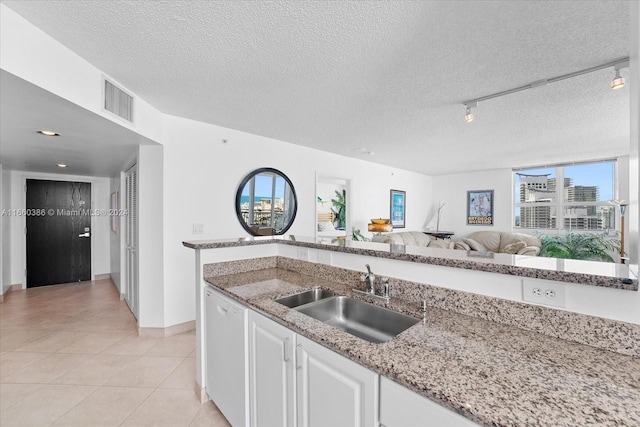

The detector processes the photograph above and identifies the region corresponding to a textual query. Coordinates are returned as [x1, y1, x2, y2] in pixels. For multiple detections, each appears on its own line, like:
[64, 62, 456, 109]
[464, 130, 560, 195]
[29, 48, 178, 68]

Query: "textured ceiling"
[0, 70, 154, 177]
[0, 0, 631, 176]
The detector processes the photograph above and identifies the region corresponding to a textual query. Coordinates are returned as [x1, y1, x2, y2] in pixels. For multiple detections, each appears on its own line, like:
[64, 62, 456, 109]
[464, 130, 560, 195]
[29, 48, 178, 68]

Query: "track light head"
[464, 101, 477, 123]
[464, 107, 474, 123]
[611, 68, 625, 90]
[611, 61, 627, 90]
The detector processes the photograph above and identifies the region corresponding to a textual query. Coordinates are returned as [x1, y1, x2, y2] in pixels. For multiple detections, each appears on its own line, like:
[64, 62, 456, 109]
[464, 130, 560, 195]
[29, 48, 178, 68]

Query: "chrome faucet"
[363, 264, 375, 294]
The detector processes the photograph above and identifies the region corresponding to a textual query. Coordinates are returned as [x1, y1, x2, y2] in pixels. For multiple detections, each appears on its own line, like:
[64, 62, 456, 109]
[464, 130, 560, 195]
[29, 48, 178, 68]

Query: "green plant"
[537, 231, 620, 262]
[331, 190, 346, 229]
[351, 228, 369, 241]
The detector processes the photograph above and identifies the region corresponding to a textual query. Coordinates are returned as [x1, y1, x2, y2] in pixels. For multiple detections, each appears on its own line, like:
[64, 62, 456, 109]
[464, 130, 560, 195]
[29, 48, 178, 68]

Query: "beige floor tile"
[52, 386, 153, 427]
[52, 354, 139, 386]
[0, 384, 96, 427]
[105, 356, 183, 388]
[14, 331, 88, 353]
[121, 388, 202, 427]
[56, 332, 127, 354]
[0, 351, 50, 380]
[0, 329, 51, 352]
[145, 334, 196, 357]
[101, 336, 163, 356]
[187, 349, 196, 358]
[189, 400, 232, 427]
[0, 383, 43, 411]
[159, 357, 195, 389]
[3, 352, 92, 384]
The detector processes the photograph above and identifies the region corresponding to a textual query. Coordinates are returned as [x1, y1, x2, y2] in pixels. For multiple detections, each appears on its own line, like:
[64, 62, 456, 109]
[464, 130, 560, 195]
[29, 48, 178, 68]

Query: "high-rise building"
[517, 174, 603, 229]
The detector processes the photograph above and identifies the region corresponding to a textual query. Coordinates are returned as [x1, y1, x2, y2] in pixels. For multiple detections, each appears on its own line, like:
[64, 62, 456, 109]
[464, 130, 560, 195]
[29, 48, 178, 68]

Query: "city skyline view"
[514, 161, 616, 230]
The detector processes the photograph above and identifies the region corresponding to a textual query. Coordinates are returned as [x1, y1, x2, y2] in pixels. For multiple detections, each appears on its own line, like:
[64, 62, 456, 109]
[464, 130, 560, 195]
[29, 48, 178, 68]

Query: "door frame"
[19, 172, 97, 289]
[315, 172, 352, 240]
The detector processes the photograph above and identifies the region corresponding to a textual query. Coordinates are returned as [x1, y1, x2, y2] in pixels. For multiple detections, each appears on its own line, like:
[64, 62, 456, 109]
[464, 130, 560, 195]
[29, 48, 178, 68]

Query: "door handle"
[78, 232, 90, 238]
[283, 337, 290, 362]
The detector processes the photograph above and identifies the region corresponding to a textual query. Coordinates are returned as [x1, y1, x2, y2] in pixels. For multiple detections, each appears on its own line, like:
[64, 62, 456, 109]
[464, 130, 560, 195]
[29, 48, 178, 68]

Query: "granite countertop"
[205, 268, 640, 427]
[184, 236, 639, 291]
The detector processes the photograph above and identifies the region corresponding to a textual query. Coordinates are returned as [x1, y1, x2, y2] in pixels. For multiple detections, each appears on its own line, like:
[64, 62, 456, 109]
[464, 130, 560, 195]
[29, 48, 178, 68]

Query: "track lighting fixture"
[464, 101, 477, 123]
[611, 63, 625, 89]
[463, 57, 629, 121]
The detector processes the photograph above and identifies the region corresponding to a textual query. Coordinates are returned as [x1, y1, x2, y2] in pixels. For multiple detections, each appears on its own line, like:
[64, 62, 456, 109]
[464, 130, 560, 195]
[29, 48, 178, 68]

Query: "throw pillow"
[501, 240, 527, 254]
[462, 237, 488, 252]
[317, 222, 335, 232]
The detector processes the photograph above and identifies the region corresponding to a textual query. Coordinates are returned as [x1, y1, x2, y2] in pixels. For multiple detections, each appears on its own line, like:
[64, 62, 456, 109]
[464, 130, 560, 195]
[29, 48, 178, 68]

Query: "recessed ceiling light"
[37, 130, 60, 136]
[56, 164, 68, 168]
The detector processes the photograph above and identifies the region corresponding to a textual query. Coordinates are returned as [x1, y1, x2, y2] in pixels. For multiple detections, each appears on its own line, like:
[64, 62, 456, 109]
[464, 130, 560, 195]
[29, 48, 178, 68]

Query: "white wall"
[0, 164, 8, 294]
[161, 114, 432, 327]
[0, 4, 164, 145]
[431, 158, 631, 242]
[431, 168, 513, 237]
[8, 171, 112, 287]
[139, 145, 165, 328]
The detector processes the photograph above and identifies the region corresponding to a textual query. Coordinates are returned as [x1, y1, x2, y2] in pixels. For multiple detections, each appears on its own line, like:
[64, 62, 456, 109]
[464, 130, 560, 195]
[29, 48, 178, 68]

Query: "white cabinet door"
[248, 310, 296, 427]
[379, 377, 478, 427]
[296, 335, 378, 427]
[205, 287, 249, 427]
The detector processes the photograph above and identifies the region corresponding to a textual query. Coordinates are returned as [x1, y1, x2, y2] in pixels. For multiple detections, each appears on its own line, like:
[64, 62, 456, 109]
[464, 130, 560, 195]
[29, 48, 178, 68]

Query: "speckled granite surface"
[183, 236, 639, 290]
[279, 257, 640, 357]
[204, 267, 640, 427]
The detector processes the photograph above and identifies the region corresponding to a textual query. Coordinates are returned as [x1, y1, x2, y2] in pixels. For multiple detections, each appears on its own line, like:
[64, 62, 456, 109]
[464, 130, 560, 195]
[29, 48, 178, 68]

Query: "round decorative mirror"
[235, 168, 297, 236]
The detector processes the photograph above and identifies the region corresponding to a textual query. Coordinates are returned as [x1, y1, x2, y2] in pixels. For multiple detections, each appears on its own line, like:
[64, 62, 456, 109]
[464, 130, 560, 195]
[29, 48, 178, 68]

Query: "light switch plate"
[192, 223, 204, 234]
[522, 279, 566, 308]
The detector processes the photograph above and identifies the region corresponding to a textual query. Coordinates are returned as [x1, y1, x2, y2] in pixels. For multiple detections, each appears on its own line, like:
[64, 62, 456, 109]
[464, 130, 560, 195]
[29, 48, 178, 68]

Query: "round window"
[235, 168, 297, 236]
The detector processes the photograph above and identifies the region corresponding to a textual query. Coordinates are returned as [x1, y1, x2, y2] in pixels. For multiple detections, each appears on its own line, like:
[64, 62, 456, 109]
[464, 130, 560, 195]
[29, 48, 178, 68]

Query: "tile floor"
[0, 279, 231, 427]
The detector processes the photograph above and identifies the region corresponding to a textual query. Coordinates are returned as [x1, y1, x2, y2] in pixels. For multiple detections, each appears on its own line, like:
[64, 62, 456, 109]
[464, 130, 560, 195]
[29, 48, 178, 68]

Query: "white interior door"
[124, 164, 138, 319]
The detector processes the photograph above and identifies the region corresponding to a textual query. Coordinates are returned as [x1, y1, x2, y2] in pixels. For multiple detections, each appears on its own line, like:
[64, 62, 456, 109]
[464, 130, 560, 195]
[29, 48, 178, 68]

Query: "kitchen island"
[184, 236, 640, 426]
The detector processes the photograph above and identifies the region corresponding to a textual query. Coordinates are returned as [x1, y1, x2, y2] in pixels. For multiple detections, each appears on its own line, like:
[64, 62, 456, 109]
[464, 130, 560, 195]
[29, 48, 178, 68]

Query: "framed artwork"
[467, 190, 494, 225]
[390, 189, 406, 228]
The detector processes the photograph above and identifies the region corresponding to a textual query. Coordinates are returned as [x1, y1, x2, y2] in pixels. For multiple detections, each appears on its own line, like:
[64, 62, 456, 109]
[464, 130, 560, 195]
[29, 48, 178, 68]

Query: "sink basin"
[274, 288, 335, 308]
[295, 296, 419, 343]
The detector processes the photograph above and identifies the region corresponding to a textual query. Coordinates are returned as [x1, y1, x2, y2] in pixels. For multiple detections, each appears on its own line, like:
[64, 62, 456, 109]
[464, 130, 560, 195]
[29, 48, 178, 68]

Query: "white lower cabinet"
[248, 310, 296, 427]
[205, 288, 249, 427]
[206, 290, 475, 427]
[296, 334, 378, 427]
[379, 377, 479, 427]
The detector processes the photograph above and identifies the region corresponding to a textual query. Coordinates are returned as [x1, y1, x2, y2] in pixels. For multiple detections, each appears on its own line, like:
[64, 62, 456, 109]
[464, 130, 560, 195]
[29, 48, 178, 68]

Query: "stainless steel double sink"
[275, 289, 419, 343]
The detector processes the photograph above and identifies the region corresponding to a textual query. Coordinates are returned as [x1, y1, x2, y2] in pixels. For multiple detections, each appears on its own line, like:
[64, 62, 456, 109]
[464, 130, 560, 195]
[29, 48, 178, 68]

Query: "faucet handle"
[380, 277, 390, 298]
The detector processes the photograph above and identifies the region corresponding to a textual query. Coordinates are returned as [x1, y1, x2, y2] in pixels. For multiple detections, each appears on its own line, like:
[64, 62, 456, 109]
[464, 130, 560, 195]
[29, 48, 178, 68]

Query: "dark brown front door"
[26, 179, 92, 287]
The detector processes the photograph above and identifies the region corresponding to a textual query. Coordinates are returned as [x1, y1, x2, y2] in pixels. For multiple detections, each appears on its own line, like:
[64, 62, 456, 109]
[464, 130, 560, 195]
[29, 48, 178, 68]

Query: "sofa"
[371, 230, 541, 256]
[371, 231, 464, 250]
[457, 231, 541, 256]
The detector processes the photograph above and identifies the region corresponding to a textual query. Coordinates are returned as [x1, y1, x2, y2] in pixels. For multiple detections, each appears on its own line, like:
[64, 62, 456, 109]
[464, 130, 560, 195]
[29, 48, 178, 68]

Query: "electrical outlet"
[296, 247, 308, 261]
[192, 223, 204, 234]
[318, 251, 332, 266]
[522, 279, 566, 308]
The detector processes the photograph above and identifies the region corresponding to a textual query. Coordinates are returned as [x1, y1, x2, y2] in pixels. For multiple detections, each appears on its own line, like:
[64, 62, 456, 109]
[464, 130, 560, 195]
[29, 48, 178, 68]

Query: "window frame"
[513, 159, 617, 231]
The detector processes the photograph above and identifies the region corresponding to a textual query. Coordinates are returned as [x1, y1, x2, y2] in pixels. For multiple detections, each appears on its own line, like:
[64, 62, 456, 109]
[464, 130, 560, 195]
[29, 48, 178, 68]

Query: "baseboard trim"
[1, 284, 23, 302]
[94, 273, 111, 281]
[138, 320, 196, 337]
[195, 384, 209, 403]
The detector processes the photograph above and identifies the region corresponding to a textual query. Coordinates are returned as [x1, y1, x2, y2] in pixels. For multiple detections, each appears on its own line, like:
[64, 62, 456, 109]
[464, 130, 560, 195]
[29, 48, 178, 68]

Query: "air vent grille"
[104, 79, 133, 123]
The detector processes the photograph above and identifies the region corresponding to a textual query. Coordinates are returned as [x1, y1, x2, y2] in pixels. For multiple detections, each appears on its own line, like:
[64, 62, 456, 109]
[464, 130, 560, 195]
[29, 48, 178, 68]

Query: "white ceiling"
[0, 70, 155, 177]
[0, 0, 631, 177]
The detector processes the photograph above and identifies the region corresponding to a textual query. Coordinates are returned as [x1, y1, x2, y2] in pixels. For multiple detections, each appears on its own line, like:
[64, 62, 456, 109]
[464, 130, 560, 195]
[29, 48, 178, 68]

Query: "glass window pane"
[516, 205, 557, 229]
[515, 167, 556, 203]
[563, 162, 614, 202]
[563, 205, 616, 230]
